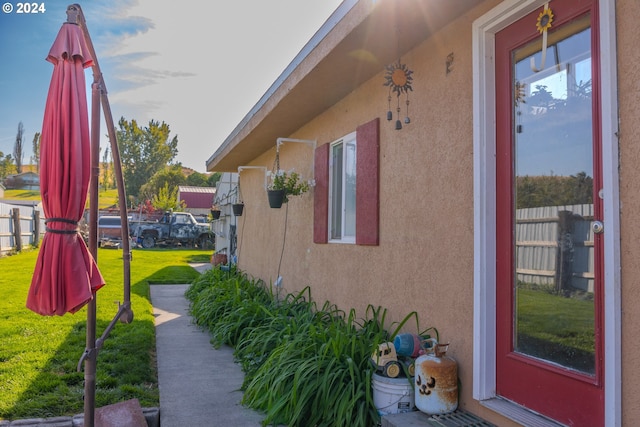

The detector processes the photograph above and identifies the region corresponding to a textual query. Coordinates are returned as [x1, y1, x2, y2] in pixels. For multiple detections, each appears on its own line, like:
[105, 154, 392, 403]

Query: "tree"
[101, 146, 113, 191]
[152, 182, 186, 212]
[568, 171, 593, 205]
[516, 172, 593, 209]
[116, 117, 179, 199]
[31, 132, 40, 172]
[185, 171, 208, 187]
[0, 152, 16, 180]
[530, 84, 554, 107]
[207, 172, 222, 187]
[139, 165, 186, 202]
[14, 122, 24, 173]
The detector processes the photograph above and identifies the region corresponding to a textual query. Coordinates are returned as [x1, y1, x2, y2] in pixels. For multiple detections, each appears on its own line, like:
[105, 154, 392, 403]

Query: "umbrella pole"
[82, 68, 102, 427]
[72, 5, 133, 426]
[84, 300, 98, 427]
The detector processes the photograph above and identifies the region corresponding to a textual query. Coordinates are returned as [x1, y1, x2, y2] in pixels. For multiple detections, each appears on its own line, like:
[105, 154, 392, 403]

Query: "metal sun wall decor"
[384, 58, 413, 130]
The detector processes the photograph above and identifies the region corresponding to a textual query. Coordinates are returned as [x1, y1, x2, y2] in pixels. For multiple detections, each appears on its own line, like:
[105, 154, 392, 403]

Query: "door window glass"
[512, 15, 595, 374]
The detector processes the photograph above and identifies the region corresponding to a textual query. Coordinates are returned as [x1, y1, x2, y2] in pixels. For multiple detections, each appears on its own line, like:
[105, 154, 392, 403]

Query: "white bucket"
[372, 373, 415, 415]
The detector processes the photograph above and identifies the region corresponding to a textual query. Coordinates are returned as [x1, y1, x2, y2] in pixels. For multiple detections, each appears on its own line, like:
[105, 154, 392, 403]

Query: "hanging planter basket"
[268, 189, 285, 209]
[267, 150, 310, 209]
[232, 203, 244, 216]
[210, 209, 221, 220]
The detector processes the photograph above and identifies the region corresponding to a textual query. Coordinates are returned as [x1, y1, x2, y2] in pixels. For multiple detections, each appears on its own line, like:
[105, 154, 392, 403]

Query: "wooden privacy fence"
[0, 202, 46, 255]
[0, 200, 596, 294]
[516, 203, 595, 294]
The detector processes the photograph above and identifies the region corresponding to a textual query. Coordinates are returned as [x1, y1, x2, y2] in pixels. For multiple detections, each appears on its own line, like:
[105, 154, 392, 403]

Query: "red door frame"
[495, 0, 604, 424]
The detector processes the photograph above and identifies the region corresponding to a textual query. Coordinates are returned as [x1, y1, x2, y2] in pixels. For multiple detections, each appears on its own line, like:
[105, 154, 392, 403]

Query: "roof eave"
[205, 0, 483, 172]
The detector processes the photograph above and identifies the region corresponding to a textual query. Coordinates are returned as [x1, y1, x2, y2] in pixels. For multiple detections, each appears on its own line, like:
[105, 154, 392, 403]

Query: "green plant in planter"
[269, 170, 310, 203]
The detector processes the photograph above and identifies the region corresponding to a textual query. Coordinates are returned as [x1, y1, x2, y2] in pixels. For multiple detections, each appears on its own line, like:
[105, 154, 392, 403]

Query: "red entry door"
[495, 0, 604, 425]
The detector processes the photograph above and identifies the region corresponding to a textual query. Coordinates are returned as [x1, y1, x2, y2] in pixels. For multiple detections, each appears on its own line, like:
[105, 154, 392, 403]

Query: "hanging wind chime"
[515, 80, 526, 134]
[384, 58, 413, 130]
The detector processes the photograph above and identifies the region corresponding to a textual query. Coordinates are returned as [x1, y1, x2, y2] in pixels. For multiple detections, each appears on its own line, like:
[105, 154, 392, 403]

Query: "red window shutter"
[356, 118, 380, 245]
[313, 143, 329, 244]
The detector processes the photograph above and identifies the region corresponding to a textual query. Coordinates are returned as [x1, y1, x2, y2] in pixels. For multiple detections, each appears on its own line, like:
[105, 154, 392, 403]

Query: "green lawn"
[3, 187, 119, 210]
[3, 189, 41, 201]
[0, 247, 210, 420]
[517, 288, 595, 373]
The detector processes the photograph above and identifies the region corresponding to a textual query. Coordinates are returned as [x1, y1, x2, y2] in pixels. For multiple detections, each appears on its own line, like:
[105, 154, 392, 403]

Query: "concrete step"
[382, 409, 495, 427]
[0, 407, 159, 427]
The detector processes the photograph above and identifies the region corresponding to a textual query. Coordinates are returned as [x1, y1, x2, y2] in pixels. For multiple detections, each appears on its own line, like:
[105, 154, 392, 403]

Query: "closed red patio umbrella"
[26, 6, 133, 427]
[27, 17, 105, 315]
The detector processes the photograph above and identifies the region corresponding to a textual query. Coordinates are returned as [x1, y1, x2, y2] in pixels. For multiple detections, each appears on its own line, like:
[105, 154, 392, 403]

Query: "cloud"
[0, 0, 343, 171]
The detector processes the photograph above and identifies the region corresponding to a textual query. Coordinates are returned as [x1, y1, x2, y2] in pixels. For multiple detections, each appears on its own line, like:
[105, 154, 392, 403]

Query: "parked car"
[98, 215, 129, 248]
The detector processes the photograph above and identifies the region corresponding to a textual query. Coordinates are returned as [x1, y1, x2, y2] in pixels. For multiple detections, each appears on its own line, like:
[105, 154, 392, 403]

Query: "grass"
[517, 288, 595, 373]
[0, 247, 209, 420]
[3, 187, 119, 210]
[3, 189, 41, 201]
[92, 188, 120, 210]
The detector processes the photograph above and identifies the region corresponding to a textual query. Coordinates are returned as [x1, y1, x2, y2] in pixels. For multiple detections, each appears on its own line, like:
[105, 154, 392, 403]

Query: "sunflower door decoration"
[384, 58, 413, 130]
[531, 3, 554, 72]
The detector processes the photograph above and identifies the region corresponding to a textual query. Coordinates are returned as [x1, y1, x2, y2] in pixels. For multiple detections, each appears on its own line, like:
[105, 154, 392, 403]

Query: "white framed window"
[314, 118, 378, 246]
[329, 132, 356, 243]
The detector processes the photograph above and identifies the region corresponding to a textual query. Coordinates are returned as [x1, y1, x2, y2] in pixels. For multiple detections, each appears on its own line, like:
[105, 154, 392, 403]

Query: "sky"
[0, 0, 343, 173]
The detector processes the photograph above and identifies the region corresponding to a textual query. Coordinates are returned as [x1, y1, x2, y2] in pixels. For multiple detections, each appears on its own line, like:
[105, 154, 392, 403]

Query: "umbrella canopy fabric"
[27, 22, 105, 316]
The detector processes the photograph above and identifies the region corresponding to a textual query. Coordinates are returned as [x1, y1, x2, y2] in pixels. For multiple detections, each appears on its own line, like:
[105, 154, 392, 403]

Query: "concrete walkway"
[151, 281, 265, 427]
[151, 264, 493, 427]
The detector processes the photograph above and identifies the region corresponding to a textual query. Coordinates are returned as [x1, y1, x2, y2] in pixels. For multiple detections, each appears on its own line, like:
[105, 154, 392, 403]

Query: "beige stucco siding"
[217, 0, 640, 424]
[616, 0, 640, 424]
[232, 4, 515, 424]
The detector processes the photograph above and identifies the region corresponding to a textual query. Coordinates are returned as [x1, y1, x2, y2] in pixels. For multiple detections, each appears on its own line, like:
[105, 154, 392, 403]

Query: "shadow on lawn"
[139, 265, 202, 286]
[6, 316, 158, 420]
[4, 263, 203, 420]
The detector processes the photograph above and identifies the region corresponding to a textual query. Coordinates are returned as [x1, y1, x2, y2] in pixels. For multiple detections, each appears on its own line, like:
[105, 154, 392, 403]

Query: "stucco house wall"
[232, 6, 483, 419]
[211, 172, 239, 262]
[207, 1, 639, 425]
[615, 0, 640, 423]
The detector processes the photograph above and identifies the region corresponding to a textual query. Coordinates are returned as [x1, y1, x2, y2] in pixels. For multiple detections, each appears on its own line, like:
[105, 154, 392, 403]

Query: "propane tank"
[414, 339, 458, 415]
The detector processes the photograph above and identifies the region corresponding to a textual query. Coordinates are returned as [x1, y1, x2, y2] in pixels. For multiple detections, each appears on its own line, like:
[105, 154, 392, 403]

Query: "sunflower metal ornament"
[531, 3, 554, 72]
[536, 5, 554, 33]
[384, 59, 413, 130]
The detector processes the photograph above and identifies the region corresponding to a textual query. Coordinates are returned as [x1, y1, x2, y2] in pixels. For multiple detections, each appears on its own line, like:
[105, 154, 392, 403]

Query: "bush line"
[186, 266, 433, 427]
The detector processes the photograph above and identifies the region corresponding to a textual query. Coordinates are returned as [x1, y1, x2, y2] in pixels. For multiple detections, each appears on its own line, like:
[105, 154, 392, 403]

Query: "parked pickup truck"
[130, 211, 214, 249]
